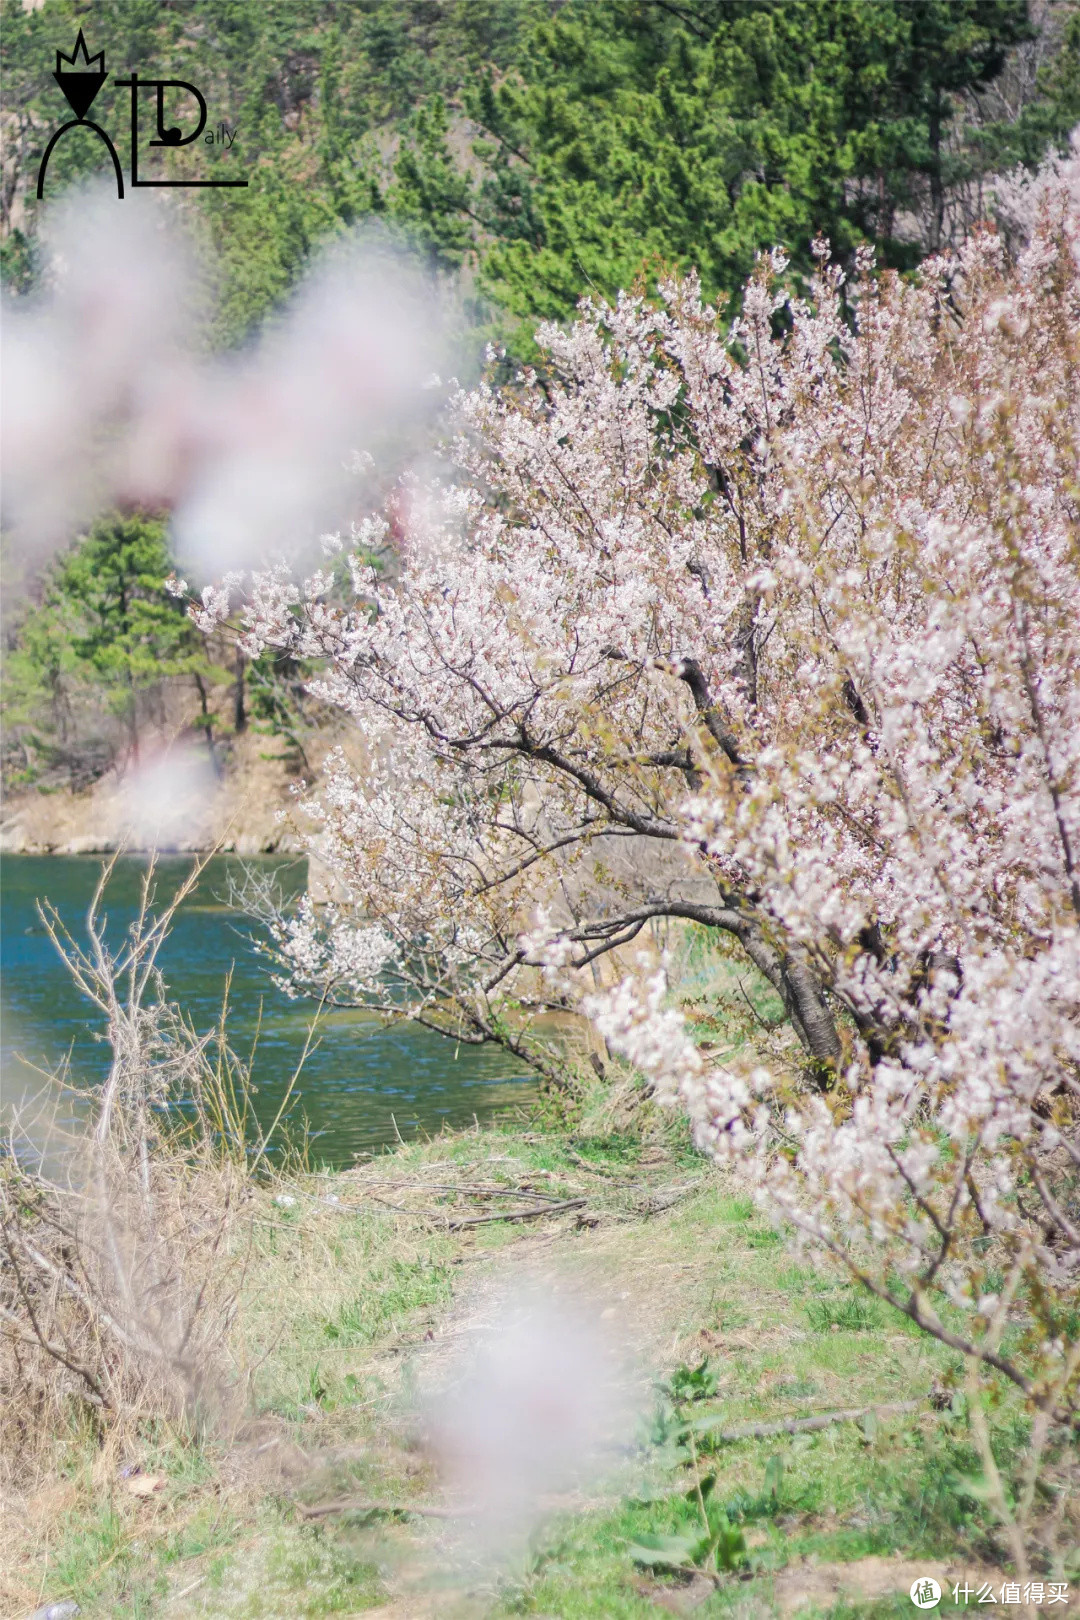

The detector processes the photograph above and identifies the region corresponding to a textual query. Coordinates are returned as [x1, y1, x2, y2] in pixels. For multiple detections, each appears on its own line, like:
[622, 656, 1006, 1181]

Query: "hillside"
[3, 1, 1077, 834]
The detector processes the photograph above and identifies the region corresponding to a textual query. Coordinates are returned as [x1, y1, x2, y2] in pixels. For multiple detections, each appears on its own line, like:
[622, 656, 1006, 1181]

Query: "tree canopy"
[2, 0, 1077, 340]
[469, 0, 1066, 325]
[2, 513, 220, 783]
[0, 0, 541, 338]
[2, 0, 1076, 786]
[223, 160, 1080, 1466]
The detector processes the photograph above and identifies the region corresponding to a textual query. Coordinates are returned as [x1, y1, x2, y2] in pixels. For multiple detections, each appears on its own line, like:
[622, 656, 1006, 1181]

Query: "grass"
[322, 1257, 454, 1346]
[3, 1109, 1049, 1620]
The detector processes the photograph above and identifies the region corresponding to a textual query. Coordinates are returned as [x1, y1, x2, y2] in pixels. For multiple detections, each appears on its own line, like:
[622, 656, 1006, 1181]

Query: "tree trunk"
[234, 644, 247, 734]
[194, 673, 219, 776]
[126, 675, 139, 767]
[734, 923, 842, 1070]
[927, 90, 944, 255]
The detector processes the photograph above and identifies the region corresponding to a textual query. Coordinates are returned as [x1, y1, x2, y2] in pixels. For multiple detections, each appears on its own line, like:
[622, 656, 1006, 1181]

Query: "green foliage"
[0, 226, 37, 293]
[469, 0, 1062, 340]
[2, 1, 1075, 827]
[4, 0, 1074, 355]
[56, 515, 197, 687]
[650, 1359, 729, 1466]
[1, 591, 81, 781]
[2, 512, 222, 783]
[245, 645, 334, 773]
[663, 1357, 719, 1407]
[0, 0, 539, 342]
[628, 1505, 747, 1575]
[630, 1360, 795, 1580]
[388, 93, 476, 273]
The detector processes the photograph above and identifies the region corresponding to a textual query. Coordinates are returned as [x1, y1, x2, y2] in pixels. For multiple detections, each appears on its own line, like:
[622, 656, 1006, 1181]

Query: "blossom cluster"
[224, 158, 1079, 1425]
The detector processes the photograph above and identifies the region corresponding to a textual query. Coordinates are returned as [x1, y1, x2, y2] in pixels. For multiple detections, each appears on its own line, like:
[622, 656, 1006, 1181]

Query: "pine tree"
[53, 514, 211, 763]
[2, 513, 224, 784]
[468, 0, 1049, 335]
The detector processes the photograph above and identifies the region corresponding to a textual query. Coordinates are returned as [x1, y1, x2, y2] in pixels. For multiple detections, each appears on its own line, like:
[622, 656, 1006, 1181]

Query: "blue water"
[0, 855, 535, 1165]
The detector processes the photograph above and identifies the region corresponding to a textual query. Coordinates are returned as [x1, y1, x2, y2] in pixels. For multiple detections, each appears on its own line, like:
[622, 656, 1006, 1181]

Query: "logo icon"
[37, 30, 247, 200]
[54, 30, 107, 120]
[911, 1578, 942, 1609]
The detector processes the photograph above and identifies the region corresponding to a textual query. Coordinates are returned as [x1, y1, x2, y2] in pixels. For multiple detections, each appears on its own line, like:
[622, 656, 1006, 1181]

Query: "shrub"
[0, 858, 290, 1485]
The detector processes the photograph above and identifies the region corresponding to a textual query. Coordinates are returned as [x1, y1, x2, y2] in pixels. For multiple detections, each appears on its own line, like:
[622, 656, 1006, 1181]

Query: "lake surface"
[0, 855, 535, 1166]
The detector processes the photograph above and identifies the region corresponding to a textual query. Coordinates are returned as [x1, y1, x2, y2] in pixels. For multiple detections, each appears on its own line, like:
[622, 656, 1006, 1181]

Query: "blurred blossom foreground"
[1, 185, 446, 574]
[429, 1288, 634, 1562]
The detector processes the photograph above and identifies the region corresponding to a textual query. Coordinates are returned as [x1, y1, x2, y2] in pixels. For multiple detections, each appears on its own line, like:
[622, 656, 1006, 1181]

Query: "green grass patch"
[806, 1292, 886, 1333]
[322, 1256, 452, 1345]
[10, 1117, 1034, 1620]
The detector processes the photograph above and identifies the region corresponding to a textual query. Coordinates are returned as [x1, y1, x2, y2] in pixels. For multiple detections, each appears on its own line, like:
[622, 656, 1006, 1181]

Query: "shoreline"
[0, 730, 311, 858]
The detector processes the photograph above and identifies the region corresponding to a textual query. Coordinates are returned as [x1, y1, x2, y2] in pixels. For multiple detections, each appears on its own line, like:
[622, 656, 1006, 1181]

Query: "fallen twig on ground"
[167, 1575, 207, 1606]
[357, 1180, 570, 1198]
[297, 1497, 465, 1521]
[445, 1197, 587, 1229]
[292, 1182, 588, 1223]
[713, 1401, 921, 1442]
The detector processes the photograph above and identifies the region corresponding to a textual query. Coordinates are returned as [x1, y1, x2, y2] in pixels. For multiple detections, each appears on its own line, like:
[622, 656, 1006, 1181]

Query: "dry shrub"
[0, 856, 297, 1490]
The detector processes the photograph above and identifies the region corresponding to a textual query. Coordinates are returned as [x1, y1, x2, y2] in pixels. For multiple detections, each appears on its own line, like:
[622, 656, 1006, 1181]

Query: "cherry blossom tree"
[219, 159, 1079, 1542]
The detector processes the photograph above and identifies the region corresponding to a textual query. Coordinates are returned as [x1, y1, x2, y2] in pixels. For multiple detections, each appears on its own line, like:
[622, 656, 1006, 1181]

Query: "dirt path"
[15, 1128, 1045, 1620]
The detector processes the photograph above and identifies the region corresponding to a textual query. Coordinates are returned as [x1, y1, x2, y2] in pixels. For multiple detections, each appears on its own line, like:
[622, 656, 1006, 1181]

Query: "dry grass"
[0, 1089, 708, 1617]
[0, 854, 310, 1499]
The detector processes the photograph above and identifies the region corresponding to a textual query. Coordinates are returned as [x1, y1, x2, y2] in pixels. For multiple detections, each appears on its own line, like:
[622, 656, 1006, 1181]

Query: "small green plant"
[649, 1361, 721, 1468]
[763, 1452, 783, 1504]
[629, 1484, 748, 1578]
[664, 1358, 719, 1406]
[631, 1357, 798, 1587]
[323, 1298, 367, 1343]
[634, 1360, 745, 1579]
[629, 1452, 789, 1581]
[302, 1364, 329, 1408]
